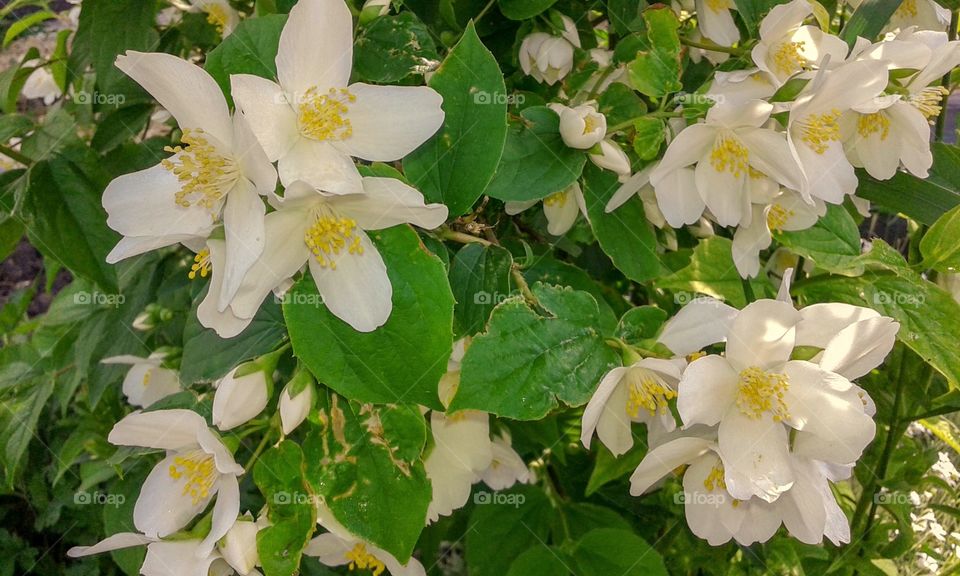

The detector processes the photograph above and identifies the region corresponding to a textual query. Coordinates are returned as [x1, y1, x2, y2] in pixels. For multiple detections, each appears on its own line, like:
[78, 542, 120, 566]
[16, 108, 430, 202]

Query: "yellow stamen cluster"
[895, 0, 918, 18]
[162, 129, 238, 210]
[298, 86, 356, 141]
[910, 87, 949, 123]
[142, 369, 152, 387]
[624, 370, 677, 418]
[709, 134, 750, 177]
[687, 351, 707, 362]
[736, 366, 790, 421]
[304, 212, 364, 270]
[345, 543, 385, 576]
[772, 41, 807, 76]
[857, 112, 890, 140]
[206, 5, 229, 34]
[582, 114, 600, 135]
[188, 248, 212, 280]
[543, 191, 568, 207]
[703, 462, 727, 491]
[766, 204, 794, 232]
[706, 0, 733, 10]
[168, 451, 217, 505]
[799, 109, 842, 154]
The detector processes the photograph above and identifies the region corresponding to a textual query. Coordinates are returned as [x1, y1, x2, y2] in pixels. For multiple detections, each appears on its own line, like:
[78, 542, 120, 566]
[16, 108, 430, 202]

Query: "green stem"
[244, 422, 277, 473]
[608, 110, 683, 133]
[437, 228, 493, 247]
[935, 9, 959, 141]
[741, 278, 755, 304]
[680, 37, 745, 56]
[474, 0, 497, 25]
[0, 144, 30, 166]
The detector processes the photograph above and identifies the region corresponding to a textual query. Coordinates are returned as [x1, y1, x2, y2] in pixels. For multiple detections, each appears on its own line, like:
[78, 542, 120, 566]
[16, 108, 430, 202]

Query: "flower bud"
[556, 104, 606, 150]
[218, 516, 260, 575]
[279, 368, 315, 435]
[212, 361, 272, 431]
[589, 139, 632, 177]
[359, 0, 390, 24]
[519, 32, 574, 85]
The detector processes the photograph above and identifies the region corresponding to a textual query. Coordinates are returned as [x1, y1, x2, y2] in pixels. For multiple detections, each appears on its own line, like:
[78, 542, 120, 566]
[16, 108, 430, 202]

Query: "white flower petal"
[658, 297, 739, 355]
[276, 0, 354, 96]
[220, 179, 266, 308]
[103, 163, 215, 238]
[653, 166, 705, 226]
[678, 355, 740, 427]
[650, 124, 717, 185]
[580, 367, 628, 450]
[230, 74, 300, 162]
[232, 111, 279, 194]
[629, 436, 713, 495]
[718, 408, 794, 502]
[108, 409, 206, 450]
[141, 540, 218, 576]
[819, 316, 898, 380]
[795, 302, 879, 348]
[278, 138, 363, 194]
[134, 455, 215, 538]
[329, 177, 448, 231]
[199, 476, 241, 555]
[67, 533, 153, 557]
[212, 368, 269, 431]
[725, 299, 800, 371]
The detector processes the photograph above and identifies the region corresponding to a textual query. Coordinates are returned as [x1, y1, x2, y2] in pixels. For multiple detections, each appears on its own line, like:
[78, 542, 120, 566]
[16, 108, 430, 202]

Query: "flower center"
[709, 133, 750, 177]
[582, 114, 601, 134]
[188, 248, 212, 280]
[703, 462, 727, 491]
[857, 112, 890, 140]
[345, 543, 385, 576]
[168, 450, 217, 505]
[895, 0, 918, 17]
[706, 0, 733, 11]
[142, 369, 152, 387]
[206, 5, 229, 34]
[772, 40, 807, 76]
[162, 129, 238, 211]
[543, 190, 568, 207]
[766, 204, 794, 232]
[624, 369, 677, 418]
[736, 366, 790, 421]
[799, 109, 841, 154]
[910, 87, 949, 123]
[304, 207, 364, 270]
[298, 86, 355, 141]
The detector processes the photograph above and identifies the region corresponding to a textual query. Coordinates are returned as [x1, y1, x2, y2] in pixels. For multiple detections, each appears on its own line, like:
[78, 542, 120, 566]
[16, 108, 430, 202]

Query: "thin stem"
[680, 37, 745, 56]
[608, 110, 683, 133]
[244, 423, 277, 473]
[934, 9, 959, 141]
[437, 228, 493, 247]
[511, 264, 539, 307]
[0, 144, 30, 166]
[474, 0, 497, 25]
[741, 278, 755, 304]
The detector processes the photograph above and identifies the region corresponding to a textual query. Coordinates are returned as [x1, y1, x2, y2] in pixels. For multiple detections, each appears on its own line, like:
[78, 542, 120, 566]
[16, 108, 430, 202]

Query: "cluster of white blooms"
[101, 0, 448, 337]
[582, 271, 901, 546]
[907, 451, 960, 574]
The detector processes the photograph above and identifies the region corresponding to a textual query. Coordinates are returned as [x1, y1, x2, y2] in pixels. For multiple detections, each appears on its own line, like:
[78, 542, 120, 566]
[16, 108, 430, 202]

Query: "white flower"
[424, 409, 492, 523]
[504, 182, 587, 236]
[212, 362, 272, 431]
[279, 370, 315, 435]
[580, 358, 684, 456]
[107, 409, 244, 554]
[68, 534, 244, 576]
[518, 16, 580, 85]
[217, 178, 447, 333]
[672, 296, 890, 501]
[102, 352, 181, 408]
[306, 503, 426, 576]
[732, 188, 825, 278]
[480, 431, 531, 491]
[103, 52, 277, 311]
[750, 0, 849, 86]
[847, 0, 952, 32]
[360, 0, 391, 18]
[589, 139, 632, 177]
[786, 60, 888, 204]
[21, 64, 61, 105]
[650, 99, 803, 227]
[230, 0, 444, 192]
[551, 103, 607, 149]
[708, 68, 778, 103]
[931, 451, 960, 486]
[696, 0, 740, 46]
[218, 514, 268, 575]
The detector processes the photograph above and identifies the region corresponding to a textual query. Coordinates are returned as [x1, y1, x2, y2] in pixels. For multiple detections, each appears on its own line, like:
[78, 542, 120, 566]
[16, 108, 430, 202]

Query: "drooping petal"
[695, 148, 748, 227]
[732, 205, 772, 278]
[738, 127, 805, 192]
[777, 456, 828, 544]
[732, 501, 782, 545]
[230, 74, 300, 162]
[303, 533, 351, 566]
[67, 533, 153, 557]
[276, 0, 354, 96]
[652, 166, 705, 226]
[819, 316, 898, 379]
[696, 0, 740, 47]
[887, 101, 933, 178]
[197, 241, 255, 339]
[107, 234, 202, 263]
[657, 297, 739, 355]
[595, 378, 635, 456]
[725, 299, 800, 372]
[278, 138, 363, 194]
[116, 51, 233, 145]
[108, 408, 206, 451]
[650, 124, 717, 185]
[543, 186, 582, 236]
[328, 177, 448, 230]
[103, 163, 216, 238]
[333, 83, 444, 161]
[220, 178, 266, 308]
[198, 475, 241, 555]
[629, 436, 714, 495]
[719, 408, 794, 502]
[141, 540, 219, 576]
[309, 229, 391, 332]
[677, 355, 739, 427]
[580, 367, 628, 450]
[682, 455, 741, 545]
[606, 163, 655, 213]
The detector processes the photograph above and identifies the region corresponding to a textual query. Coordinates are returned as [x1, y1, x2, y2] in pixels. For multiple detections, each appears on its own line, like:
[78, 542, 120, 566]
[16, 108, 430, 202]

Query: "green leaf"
[204, 15, 287, 103]
[254, 441, 316, 576]
[840, 0, 903, 45]
[20, 145, 119, 292]
[354, 12, 438, 83]
[616, 306, 668, 344]
[403, 22, 508, 216]
[627, 7, 683, 98]
[91, 103, 154, 153]
[68, 0, 159, 95]
[572, 528, 668, 576]
[507, 547, 571, 576]
[0, 114, 32, 142]
[522, 255, 623, 333]
[2, 376, 54, 484]
[450, 284, 620, 419]
[483, 106, 587, 202]
[284, 225, 452, 409]
[794, 241, 960, 388]
[497, 0, 559, 19]
[466, 485, 556, 576]
[632, 117, 665, 160]
[449, 243, 514, 336]
[598, 83, 647, 127]
[920, 204, 960, 272]
[585, 442, 648, 496]
[658, 236, 770, 307]
[775, 204, 863, 274]
[856, 144, 960, 225]
[180, 291, 287, 385]
[581, 163, 660, 283]
[3, 11, 56, 48]
[302, 396, 430, 561]
[733, 0, 792, 35]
